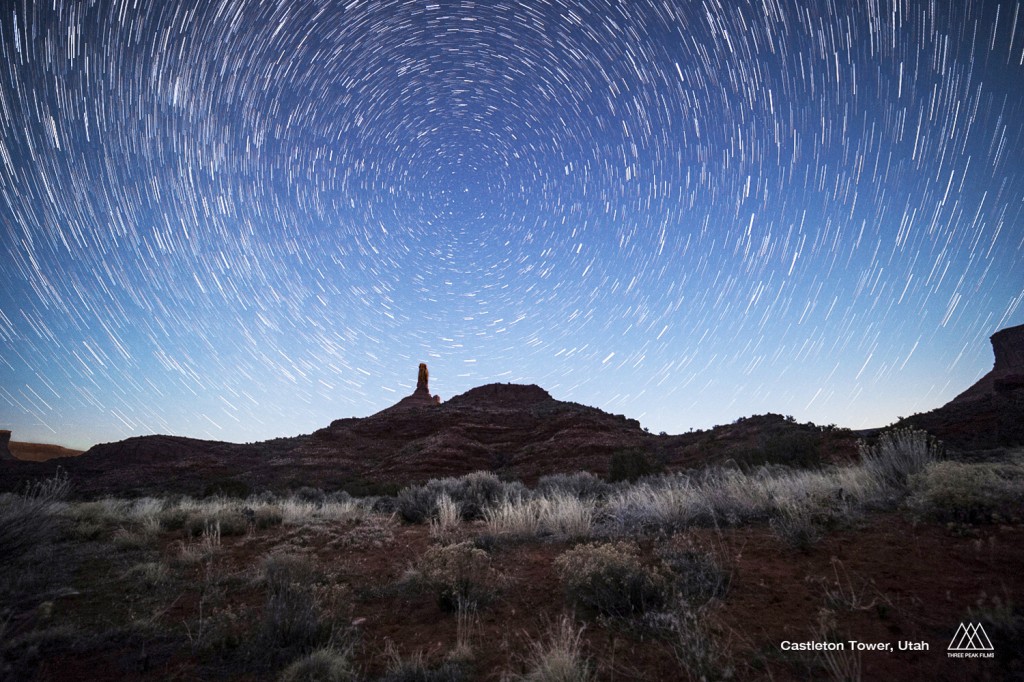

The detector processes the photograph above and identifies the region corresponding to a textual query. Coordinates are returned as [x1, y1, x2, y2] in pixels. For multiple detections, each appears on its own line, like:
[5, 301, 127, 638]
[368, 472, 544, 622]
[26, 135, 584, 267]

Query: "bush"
[397, 485, 440, 524]
[398, 472, 526, 523]
[0, 469, 70, 562]
[295, 487, 326, 503]
[908, 460, 1024, 524]
[279, 647, 356, 682]
[657, 541, 730, 606]
[261, 586, 321, 650]
[608, 449, 662, 483]
[661, 603, 735, 682]
[416, 542, 495, 612]
[255, 505, 285, 529]
[769, 505, 823, 552]
[158, 507, 189, 531]
[260, 556, 322, 655]
[262, 553, 318, 593]
[554, 542, 670, 620]
[536, 472, 611, 500]
[860, 428, 941, 490]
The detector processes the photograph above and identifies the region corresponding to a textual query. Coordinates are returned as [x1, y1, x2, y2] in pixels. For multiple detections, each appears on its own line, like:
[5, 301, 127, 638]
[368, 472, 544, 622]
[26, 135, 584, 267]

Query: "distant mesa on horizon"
[0, 429, 85, 462]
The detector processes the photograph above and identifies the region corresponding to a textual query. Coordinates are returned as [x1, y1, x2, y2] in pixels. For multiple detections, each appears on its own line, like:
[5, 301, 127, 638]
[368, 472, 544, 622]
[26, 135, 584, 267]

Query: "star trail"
[1, 0, 1022, 448]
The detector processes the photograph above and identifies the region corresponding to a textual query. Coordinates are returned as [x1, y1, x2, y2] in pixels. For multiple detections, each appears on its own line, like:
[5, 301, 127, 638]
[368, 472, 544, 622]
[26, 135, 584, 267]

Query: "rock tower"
[0, 430, 13, 461]
[387, 363, 442, 410]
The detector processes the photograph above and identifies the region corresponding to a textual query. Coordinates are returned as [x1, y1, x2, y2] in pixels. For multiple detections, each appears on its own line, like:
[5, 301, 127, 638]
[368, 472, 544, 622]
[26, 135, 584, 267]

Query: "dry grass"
[484, 493, 594, 540]
[511, 615, 592, 682]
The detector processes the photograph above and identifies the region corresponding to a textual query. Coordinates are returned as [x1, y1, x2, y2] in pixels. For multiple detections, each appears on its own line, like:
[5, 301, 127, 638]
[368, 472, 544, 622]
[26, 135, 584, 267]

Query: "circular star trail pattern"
[1, 0, 1022, 447]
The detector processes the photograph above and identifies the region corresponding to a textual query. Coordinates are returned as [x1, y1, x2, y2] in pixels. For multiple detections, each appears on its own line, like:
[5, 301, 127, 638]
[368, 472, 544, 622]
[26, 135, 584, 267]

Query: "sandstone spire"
[417, 363, 429, 393]
[382, 363, 442, 411]
[0, 430, 13, 461]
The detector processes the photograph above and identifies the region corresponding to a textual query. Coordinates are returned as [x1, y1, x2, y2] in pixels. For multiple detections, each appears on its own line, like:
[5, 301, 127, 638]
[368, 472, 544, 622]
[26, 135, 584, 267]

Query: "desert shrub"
[259, 554, 323, 656]
[372, 495, 400, 515]
[262, 553, 318, 593]
[513, 615, 593, 682]
[657, 541, 731, 606]
[397, 485, 438, 524]
[398, 472, 526, 523]
[178, 520, 221, 564]
[158, 507, 190, 531]
[279, 647, 357, 682]
[255, 505, 285, 529]
[0, 469, 70, 562]
[660, 603, 735, 682]
[608, 449, 662, 483]
[554, 542, 670, 620]
[860, 427, 941, 490]
[536, 472, 611, 500]
[262, 587, 321, 653]
[416, 541, 495, 612]
[908, 460, 1024, 524]
[442, 471, 511, 520]
[326, 490, 354, 504]
[296, 486, 326, 503]
[769, 505, 823, 552]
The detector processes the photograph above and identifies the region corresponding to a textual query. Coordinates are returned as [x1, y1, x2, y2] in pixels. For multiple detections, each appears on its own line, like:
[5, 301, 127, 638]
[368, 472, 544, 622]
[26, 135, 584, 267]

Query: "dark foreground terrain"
[2, 433, 1023, 681]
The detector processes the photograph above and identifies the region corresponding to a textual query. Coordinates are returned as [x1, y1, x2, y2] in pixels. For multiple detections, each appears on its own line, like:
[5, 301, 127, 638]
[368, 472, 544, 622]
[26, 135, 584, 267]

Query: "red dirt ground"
[11, 511, 1022, 681]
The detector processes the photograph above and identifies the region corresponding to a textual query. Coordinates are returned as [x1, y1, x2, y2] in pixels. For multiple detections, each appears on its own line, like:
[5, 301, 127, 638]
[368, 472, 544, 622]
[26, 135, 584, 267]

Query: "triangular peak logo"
[948, 622, 994, 657]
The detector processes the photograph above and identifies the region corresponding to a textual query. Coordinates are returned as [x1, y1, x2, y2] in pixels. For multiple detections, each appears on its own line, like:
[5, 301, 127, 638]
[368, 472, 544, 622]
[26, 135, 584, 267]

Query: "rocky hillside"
[0, 366, 856, 497]
[6, 319, 1023, 498]
[902, 324, 1024, 449]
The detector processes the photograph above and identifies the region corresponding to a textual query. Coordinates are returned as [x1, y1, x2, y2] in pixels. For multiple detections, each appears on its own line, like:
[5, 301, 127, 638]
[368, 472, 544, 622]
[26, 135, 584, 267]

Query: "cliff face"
[947, 324, 1024, 405]
[907, 324, 1024, 449]
[992, 325, 1024, 373]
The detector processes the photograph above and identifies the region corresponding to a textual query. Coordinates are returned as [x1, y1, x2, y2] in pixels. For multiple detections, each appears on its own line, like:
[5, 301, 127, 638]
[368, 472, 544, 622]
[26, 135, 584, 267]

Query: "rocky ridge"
[901, 324, 1024, 449]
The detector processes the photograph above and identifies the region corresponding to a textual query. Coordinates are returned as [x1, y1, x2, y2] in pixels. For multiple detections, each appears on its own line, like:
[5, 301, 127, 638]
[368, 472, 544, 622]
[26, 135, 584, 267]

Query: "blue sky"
[1, 0, 1022, 449]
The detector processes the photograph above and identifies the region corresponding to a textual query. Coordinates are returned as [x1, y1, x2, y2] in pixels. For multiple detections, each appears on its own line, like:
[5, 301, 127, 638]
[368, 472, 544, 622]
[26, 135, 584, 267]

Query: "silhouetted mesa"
[904, 323, 1024, 449]
[0, 430, 13, 461]
[948, 323, 1024, 404]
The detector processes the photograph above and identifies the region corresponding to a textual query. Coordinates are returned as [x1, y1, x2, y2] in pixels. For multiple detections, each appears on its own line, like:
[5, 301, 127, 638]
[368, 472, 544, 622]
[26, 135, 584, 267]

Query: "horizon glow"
[1, 0, 1022, 450]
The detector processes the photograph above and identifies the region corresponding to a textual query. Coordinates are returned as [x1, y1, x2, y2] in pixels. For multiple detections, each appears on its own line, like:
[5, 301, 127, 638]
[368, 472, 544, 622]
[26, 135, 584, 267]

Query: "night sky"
[1, 0, 1022, 449]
